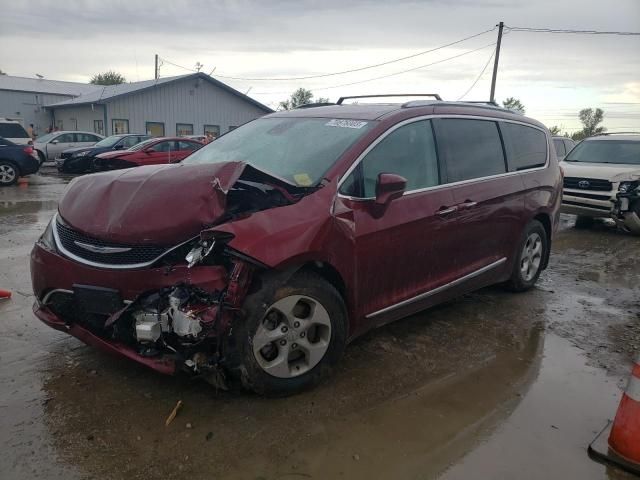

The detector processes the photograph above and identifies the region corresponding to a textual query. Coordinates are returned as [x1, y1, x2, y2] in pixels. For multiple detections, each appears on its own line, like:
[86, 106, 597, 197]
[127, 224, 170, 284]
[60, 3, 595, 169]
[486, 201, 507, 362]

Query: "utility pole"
[154, 54, 159, 80]
[489, 21, 504, 104]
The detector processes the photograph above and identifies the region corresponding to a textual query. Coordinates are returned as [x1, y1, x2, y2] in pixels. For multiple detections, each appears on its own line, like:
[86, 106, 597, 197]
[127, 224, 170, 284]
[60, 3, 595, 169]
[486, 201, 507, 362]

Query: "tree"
[548, 125, 562, 136]
[90, 71, 126, 85]
[502, 97, 526, 114]
[279, 88, 329, 110]
[571, 108, 606, 141]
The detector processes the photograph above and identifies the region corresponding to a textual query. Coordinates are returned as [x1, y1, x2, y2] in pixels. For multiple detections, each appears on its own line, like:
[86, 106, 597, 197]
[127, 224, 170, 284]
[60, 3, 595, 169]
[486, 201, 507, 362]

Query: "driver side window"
[340, 119, 440, 198]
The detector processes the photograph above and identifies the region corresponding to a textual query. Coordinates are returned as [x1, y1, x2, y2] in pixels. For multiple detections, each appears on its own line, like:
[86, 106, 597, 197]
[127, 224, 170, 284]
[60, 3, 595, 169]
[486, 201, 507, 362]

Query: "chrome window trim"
[52, 213, 195, 270]
[336, 114, 550, 201]
[366, 257, 507, 319]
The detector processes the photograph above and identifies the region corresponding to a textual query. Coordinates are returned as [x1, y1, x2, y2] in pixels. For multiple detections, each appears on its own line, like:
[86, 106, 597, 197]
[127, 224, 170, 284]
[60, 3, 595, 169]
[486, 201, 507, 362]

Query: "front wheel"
[230, 271, 347, 396]
[505, 220, 548, 292]
[0, 161, 19, 186]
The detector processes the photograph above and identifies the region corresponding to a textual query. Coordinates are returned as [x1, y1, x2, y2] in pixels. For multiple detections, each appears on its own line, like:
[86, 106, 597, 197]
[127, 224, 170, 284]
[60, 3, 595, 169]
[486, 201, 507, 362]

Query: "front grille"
[56, 219, 168, 266]
[563, 191, 611, 201]
[563, 177, 612, 191]
[562, 200, 611, 211]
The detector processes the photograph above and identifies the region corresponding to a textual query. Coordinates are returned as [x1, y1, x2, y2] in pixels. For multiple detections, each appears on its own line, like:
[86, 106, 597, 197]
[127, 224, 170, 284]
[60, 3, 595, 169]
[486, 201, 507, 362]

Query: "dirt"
[0, 170, 638, 480]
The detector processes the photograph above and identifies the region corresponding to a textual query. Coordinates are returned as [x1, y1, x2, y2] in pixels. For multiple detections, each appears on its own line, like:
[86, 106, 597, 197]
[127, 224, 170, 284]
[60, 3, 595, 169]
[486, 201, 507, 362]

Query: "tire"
[0, 161, 19, 187]
[229, 270, 347, 396]
[575, 215, 595, 229]
[36, 151, 46, 165]
[505, 220, 548, 292]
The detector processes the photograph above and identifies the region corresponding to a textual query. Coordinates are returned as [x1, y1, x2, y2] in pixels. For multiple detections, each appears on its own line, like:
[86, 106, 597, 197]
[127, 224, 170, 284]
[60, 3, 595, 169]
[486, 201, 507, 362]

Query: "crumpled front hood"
[58, 162, 246, 245]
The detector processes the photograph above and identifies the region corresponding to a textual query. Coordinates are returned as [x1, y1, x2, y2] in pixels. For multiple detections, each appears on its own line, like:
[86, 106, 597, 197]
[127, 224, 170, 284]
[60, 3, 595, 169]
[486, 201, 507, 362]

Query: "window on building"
[501, 122, 547, 171]
[228, 126, 238, 132]
[433, 119, 506, 183]
[93, 120, 104, 136]
[112, 119, 129, 134]
[358, 120, 440, 198]
[176, 123, 194, 136]
[55, 120, 63, 130]
[204, 125, 220, 138]
[69, 118, 78, 130]
[146, 122, 165, 137]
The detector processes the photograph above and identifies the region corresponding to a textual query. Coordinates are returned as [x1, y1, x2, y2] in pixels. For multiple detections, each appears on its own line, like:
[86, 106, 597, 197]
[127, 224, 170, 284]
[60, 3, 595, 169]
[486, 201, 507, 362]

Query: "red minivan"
[31, 98, 562, 395]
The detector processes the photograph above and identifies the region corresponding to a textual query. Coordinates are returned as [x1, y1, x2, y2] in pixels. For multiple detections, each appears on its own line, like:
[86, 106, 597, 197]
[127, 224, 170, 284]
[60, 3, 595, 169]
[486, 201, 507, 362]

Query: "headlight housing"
[618, 181, 639, 194]
[38, 215, 57, 251]
[74, 150, 90, 157]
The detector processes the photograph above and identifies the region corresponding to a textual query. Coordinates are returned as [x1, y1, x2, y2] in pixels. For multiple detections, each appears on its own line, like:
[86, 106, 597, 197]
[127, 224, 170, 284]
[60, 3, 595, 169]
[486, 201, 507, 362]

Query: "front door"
[334, 119, 460, 331]
[141, 140, 176, 165]
[48, 133, 75, 159]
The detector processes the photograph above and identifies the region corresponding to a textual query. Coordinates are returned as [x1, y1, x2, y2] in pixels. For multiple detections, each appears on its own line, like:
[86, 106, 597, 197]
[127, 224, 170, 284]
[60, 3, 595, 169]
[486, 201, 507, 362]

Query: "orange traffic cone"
[589, 353, 640, 475]
[0, 289, 11, 300]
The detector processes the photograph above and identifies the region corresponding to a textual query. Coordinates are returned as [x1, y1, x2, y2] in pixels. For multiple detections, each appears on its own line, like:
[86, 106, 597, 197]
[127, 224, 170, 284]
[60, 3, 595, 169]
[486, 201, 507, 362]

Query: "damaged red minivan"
[31, 98, 562, 395]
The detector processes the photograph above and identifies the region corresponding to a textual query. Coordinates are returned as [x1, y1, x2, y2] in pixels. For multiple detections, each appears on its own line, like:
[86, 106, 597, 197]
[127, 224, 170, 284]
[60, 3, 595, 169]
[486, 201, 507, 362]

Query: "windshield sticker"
[325, 119, 368, 129]
[293, 173, 313, 186]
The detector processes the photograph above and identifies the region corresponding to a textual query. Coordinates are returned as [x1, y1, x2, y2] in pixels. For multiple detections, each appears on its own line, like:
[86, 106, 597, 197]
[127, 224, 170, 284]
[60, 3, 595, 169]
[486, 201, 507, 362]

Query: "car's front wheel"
[230, 270, 347, 396]
[505, 220, 548, 292]
[0, 161, 19, 186]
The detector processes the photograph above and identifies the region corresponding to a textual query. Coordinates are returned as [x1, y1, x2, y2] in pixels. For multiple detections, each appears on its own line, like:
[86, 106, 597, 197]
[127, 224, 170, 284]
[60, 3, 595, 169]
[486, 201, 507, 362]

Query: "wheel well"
[300, 261, 347, 302]
[533, 213, 552, 269]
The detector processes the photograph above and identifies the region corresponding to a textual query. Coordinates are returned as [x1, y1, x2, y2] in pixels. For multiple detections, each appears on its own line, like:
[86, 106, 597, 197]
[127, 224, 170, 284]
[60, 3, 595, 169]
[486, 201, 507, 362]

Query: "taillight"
[23, 146, 33, 155]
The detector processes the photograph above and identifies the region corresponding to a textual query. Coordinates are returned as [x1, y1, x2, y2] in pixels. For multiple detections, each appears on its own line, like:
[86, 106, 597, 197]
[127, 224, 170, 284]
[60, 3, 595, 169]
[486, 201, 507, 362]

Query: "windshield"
[35, 132, 57, 143]
[128, 138, 157, 151]
[566, 139, 640, 165]
[183, 117, 374, 186]
[94, 136, 123, 148]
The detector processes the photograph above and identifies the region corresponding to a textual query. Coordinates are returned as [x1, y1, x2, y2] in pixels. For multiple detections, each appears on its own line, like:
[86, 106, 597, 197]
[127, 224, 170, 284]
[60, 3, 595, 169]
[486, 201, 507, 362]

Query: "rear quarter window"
[433, 118, 506, 183]
[0, 123, 29, 138]
[501, 123, 548, 171]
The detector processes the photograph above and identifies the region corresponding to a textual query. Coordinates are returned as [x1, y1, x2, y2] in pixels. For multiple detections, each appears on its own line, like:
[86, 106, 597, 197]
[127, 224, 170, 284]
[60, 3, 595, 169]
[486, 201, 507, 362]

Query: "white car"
[34, 131, 104, 163]
[560, 133, 640, 234]
[0, 118, 31, 145]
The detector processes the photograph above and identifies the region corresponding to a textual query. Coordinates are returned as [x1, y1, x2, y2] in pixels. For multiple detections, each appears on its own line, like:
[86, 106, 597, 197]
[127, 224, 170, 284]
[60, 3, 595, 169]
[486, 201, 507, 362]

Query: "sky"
[1, 0, 639, 133]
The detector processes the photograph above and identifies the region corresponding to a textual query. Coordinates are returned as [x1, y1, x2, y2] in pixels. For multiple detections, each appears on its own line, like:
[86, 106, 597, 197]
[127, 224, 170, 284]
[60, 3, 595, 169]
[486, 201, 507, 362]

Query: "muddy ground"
[0, 171, 638, 480]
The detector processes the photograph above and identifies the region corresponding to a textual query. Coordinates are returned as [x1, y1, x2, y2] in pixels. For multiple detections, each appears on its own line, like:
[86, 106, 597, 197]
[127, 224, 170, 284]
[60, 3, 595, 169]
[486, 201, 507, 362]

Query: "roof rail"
[294, 102, 336, 109]
[336, 94, 442, 105]
[592, 131, 640, 136]
[462, 100, 500, 107]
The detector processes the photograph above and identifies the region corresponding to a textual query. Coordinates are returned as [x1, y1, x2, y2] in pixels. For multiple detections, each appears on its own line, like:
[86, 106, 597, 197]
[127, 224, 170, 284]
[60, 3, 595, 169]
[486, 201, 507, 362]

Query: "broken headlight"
[618, 181, 639, 195]
[37, 215, 57, 251]
[186, 239, 215, 268]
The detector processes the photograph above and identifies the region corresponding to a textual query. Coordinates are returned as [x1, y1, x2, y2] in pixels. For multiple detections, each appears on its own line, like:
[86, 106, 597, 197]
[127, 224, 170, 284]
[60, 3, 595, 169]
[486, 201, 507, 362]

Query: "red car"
[31, 97, 562, 395]
[92, 137, 203, 171]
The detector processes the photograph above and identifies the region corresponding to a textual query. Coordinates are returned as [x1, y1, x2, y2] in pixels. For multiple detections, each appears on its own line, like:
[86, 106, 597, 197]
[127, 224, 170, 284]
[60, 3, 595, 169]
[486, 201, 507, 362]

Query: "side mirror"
[51, 139, 59, 145]
[114, 144, 125, 150]
[375, 173, 407, 205]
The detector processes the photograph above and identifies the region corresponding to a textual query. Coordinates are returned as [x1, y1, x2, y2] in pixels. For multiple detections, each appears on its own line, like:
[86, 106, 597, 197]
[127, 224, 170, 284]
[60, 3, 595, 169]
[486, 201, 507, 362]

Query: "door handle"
[437, 205, 458, 217]
[459, 200, 478, 210]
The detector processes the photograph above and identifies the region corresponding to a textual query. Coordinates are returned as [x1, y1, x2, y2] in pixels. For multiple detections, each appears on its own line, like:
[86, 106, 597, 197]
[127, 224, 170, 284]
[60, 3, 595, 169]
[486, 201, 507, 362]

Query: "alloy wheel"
[520, 232, 542, 282]
[0, 164, 17, 185]
[252, 295, 332, 378]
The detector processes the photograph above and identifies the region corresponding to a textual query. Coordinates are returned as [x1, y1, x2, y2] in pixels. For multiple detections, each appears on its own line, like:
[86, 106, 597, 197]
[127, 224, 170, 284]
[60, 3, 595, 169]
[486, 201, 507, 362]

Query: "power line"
[457, 47, 496, 101]
[505, 26, 640, 36]
[158, 28, 497, 82]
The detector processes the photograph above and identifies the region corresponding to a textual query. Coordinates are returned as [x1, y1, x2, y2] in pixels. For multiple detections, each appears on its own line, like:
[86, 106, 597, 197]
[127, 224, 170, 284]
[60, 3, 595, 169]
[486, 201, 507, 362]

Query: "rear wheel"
[505, 220, 548, 292]
[0, 161, 19, 186]
[230, 271, 347, 396]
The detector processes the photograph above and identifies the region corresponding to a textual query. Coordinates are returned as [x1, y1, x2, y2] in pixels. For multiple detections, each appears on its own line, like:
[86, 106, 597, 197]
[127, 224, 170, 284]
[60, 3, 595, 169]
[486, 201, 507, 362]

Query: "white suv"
[560, 133, 640, 234]
[0, 118, 31, 145]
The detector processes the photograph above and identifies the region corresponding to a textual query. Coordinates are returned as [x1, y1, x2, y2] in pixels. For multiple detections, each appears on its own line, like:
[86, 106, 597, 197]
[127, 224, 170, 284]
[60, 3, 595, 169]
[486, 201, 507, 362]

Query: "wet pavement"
[0, 171, 638, 480]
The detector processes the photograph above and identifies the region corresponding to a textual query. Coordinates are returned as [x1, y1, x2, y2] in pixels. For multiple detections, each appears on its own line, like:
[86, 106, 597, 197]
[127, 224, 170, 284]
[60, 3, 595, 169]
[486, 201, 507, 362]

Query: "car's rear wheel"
[0, 161, 19, 186]
[505, 220, 548, 292]
[231, 270, 347, 396]
[575, 215, 595, 229]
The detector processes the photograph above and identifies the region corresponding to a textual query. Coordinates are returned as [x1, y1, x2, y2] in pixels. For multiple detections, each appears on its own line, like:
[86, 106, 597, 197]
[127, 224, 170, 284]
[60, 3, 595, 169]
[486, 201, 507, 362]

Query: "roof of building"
[47, 73, 273, 113]
[0, 75, 100, 96]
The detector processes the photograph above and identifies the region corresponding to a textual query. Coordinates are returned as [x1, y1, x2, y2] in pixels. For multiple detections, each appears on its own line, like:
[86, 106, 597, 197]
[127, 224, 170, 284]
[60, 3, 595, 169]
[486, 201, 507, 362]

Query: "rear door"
[76, 133, 100, 147]
[334, 119, 459, 327]
[432, 117, 522, 278]
[174, 140, 202, 162]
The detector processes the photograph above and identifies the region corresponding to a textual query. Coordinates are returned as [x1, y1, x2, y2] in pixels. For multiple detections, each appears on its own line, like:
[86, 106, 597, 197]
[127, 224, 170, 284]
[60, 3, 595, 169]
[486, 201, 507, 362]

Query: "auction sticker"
[325, 119, 368, 129]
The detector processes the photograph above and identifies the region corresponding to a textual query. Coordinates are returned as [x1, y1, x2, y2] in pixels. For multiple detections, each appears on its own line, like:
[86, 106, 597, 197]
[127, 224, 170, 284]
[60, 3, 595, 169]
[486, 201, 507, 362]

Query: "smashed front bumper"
[613, 183, 640, 233]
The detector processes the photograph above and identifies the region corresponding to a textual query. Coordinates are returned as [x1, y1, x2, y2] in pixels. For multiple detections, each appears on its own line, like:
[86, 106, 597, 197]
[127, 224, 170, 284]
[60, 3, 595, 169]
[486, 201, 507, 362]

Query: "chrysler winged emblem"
[74, 241, 132, 254]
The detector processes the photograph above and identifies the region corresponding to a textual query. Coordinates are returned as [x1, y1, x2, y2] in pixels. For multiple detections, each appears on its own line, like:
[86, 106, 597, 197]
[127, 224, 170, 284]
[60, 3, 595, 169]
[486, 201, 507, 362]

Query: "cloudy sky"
[1, 0, 638, 133]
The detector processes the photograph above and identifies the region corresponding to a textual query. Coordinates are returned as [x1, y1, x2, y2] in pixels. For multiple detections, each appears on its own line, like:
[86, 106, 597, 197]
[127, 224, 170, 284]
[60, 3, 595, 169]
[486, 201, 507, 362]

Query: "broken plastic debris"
[165, 400, 183, 426]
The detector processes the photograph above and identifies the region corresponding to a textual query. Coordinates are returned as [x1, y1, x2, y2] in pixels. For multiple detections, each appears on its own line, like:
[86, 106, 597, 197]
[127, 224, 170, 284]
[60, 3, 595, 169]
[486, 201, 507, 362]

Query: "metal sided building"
[0, 73, 272, 137]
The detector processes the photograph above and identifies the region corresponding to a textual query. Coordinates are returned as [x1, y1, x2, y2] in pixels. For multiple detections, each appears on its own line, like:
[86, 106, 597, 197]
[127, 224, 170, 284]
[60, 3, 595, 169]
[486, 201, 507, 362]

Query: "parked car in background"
[0, 118, 32, 145]
[561, 133, 640, 233]
[181, 134, 208, 142]
[56, 134, 150, 173]
[34, 131, 104, 164]
[92, 137, 204, 171]
[552, 136, 576, 160]
[0, 137, 40, 186]
[31, 98, 561, 396]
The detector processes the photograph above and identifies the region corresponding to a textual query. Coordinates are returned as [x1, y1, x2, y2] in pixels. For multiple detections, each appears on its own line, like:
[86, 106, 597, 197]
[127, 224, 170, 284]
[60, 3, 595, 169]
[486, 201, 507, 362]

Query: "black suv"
[0, 137, 40, 186]
[57, 134, 150, 173]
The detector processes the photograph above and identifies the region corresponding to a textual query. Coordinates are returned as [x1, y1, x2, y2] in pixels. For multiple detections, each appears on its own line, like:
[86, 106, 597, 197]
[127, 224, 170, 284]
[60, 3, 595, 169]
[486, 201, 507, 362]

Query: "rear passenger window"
[564, 139, 575, 155]
[433, 119, 506, 182]
[359, 120, 439, 197]
[553, 138, 566, 158]
[501, 123, 548, 170]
